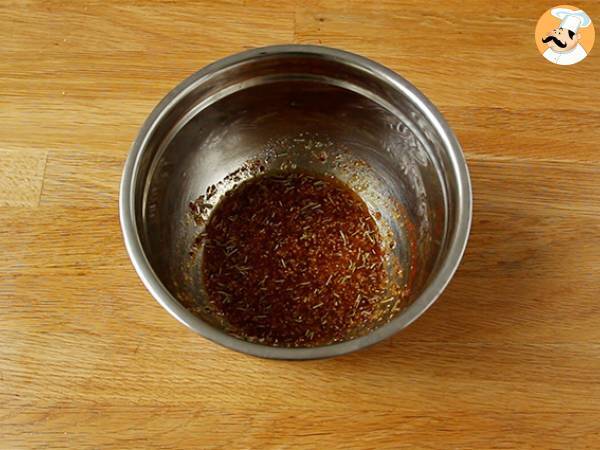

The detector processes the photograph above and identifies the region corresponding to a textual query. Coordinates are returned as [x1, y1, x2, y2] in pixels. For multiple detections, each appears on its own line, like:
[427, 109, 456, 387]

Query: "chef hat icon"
[551, 8, 592, 33]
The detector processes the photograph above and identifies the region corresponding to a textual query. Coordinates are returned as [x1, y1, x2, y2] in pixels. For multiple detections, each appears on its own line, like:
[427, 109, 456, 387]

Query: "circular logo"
[535, 5, 595, 65]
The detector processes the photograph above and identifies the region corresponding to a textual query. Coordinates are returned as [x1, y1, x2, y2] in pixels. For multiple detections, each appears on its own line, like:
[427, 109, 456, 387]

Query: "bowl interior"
[131, 50, 462, 349]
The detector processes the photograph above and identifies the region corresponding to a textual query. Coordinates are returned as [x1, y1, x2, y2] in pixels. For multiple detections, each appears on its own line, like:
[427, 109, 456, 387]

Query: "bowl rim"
[119, 44, 472, 360]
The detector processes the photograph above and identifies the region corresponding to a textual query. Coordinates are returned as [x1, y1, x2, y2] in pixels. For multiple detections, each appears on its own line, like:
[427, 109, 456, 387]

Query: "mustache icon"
[542, 35, 567, 48]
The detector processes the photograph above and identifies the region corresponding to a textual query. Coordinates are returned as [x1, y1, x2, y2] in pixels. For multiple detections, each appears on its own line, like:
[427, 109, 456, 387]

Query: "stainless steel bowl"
[120, 45, 472, 359]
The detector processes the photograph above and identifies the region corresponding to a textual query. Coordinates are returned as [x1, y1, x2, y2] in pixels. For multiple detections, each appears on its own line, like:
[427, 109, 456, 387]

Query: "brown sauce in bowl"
[202, 170, 387, 346]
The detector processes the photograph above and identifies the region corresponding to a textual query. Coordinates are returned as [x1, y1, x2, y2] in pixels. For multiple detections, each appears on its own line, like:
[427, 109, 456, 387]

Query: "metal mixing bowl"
[120, 45, 472, 359]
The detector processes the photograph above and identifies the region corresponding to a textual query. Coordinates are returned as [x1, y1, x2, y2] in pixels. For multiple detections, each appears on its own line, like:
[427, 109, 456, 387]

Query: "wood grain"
[1, 0, 600, 448]
[0, 149, 47, 207]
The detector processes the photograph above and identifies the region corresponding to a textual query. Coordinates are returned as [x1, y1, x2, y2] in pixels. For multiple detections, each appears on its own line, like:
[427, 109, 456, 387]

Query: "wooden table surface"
[2, 1, 600, 448]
